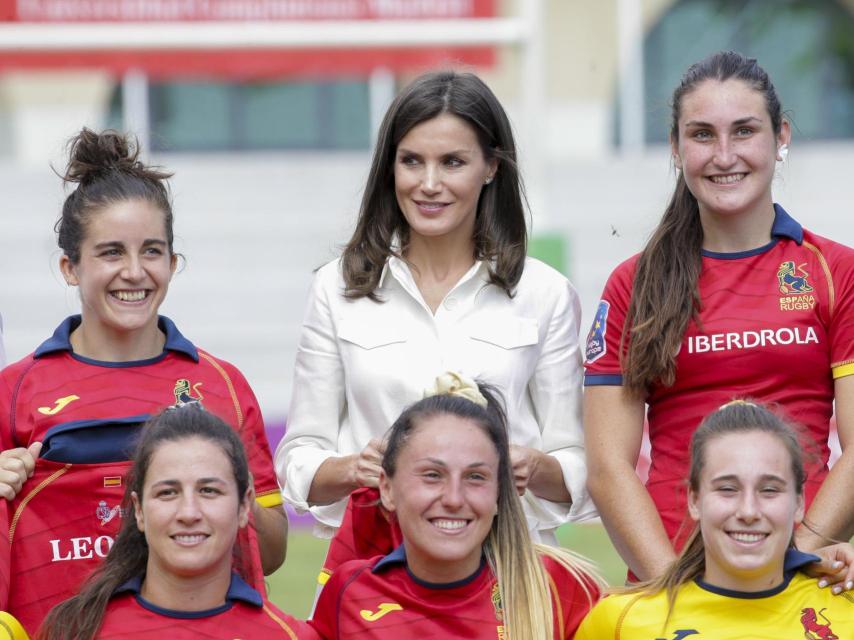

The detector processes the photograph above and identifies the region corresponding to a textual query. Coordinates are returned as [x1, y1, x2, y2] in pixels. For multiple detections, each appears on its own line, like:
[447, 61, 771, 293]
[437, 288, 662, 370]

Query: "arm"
[795, 374, 854, 551]
[308, 438, 385, 505]
[253, 502, 287, 575]
[524, 274, 590, 518]
[584, 385, 676, 580]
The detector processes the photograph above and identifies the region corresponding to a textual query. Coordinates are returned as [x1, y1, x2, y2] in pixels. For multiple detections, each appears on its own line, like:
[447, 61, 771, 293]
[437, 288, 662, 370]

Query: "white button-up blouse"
[276, 255, 595, 541]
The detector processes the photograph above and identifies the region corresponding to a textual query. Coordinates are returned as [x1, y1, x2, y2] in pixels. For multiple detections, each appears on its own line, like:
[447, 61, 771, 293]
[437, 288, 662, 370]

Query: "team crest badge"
[173, 379, 204, 407]
[585, 301, 610, 363]
[800, 607, 838, 639]
[491, 583, 504, 622]
[96, 500, 123, 526]
[777, 260, 814, 295]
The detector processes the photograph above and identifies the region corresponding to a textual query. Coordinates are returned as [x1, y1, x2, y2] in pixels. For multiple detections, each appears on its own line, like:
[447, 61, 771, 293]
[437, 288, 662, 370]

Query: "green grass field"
[266, 522, 627, 619]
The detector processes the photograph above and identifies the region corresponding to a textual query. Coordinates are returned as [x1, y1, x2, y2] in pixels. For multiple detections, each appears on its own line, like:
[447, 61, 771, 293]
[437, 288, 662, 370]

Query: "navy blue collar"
[701, 204, 803, 260]
[694, 548, 820, 599]
[34, 315, 198, 363]
[114, 573, 263, 618]
[373, 544, 486, 590]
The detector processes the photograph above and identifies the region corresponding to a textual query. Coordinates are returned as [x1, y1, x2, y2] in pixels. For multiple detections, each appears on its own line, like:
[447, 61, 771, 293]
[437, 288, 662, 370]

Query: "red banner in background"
[0, 0, 497, 77]
[2, 0, 495, 21]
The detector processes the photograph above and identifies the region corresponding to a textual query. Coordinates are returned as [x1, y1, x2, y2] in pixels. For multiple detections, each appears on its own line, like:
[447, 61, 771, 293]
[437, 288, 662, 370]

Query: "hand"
[354, 438, 386, 489]
[804, 542, 854, 595]
[0, 442, 42, 500]
[509, 445, 541, 496]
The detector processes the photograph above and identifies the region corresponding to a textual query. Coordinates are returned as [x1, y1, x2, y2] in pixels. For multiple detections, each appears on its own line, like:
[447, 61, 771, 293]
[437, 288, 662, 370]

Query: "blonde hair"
[385, 380, 603, 639]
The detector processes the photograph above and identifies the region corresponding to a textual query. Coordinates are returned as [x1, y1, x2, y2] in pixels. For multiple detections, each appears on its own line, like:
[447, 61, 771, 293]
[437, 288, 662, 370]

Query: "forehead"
[145, 436, 233, 484]
[700, 431, 793, 482]
[402, 413, 498, 463]
[397, 113, 481, 151]
[679, 78, 769, 123]
[84, 199, 167, 241]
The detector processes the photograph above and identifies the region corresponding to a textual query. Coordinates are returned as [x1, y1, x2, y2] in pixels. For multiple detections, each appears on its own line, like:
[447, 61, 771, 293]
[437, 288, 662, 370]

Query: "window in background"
[108, 79, 372, 151]
[639, 0, 854, 143]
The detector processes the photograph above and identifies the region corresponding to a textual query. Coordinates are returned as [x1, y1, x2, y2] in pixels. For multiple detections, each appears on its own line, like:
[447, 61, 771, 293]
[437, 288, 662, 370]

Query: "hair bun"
[63, 127, 144, 185]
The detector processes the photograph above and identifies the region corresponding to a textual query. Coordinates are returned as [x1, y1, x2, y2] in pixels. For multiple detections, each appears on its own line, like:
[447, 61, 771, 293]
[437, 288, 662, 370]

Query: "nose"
[420, 163, 442, 194]
[736, 490, 760, 523]
[176, 493, 202, 523]
[121, 255, 145, 282]
[713, 135, 736, 169]
[441, 477, 464, 510]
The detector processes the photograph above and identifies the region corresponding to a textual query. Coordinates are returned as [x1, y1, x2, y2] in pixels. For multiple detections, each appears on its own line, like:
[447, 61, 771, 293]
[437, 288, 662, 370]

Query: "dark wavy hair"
[341, 70, 527, 300]
[622, 51, 784, 394]
[56, 127, 174, 264]
[37, 405, 250, 640]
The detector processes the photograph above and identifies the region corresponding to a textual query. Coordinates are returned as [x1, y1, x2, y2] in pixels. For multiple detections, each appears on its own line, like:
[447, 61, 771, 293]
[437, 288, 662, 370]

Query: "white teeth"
[432, 519, 467, 530]
[710, 173, 745, 184]
[112, 290, 147, 302]
[730, 532, 765, 543]
[173, 534, 206, 544]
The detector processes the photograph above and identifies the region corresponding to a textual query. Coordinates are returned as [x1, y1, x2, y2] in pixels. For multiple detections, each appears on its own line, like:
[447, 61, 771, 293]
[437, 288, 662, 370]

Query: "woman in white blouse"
[276, 70, 593, 544]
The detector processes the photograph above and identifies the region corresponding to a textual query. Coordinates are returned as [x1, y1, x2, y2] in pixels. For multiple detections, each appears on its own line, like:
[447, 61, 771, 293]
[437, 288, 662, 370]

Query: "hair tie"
[424, 372, 488, 408]
[719, 399, 756, 410]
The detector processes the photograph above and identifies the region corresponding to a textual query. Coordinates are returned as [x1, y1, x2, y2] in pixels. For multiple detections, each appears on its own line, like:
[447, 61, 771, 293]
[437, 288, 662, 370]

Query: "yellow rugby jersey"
[576, 556, 853, 639]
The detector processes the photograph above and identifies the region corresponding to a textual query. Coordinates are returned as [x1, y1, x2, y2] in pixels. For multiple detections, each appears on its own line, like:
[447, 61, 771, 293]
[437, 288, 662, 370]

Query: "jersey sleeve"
[583, 258, 637, 386]
[276, 263, 346, 513]
[216, 359, 281, 508]
[527, 273, 594, 522]
[542, 555, 600, 639]
[309, 564, 346, 638]
[827, 244, 854, 379]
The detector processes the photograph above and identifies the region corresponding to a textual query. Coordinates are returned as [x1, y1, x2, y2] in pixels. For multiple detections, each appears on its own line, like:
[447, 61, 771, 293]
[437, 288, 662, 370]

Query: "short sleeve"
[583, 257, 637, 386]
[542, 554, 600, 639]
[828, 246, 854, 379]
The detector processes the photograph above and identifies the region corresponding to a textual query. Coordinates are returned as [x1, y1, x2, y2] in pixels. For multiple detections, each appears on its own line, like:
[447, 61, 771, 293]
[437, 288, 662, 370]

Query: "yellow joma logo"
[37, 395, 80, 415]
[360, 603, 403, 622]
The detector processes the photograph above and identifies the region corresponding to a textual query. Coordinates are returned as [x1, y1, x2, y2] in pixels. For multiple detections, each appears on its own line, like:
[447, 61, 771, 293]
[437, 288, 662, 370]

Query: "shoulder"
[514, 258, 578, 305]
[0, 351, 39, 382]
[192, 348, 250, 384]
[800, 228, 854, 267]
[576, 589, 664, 637]
[314, 258, 347, 288]
[257, 599, 317, 637]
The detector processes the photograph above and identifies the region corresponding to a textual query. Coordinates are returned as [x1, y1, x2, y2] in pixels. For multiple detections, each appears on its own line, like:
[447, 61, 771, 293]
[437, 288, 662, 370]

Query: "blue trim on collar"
[583, 373, 624, 386]
[34, 315, 198, 363]
[694, 549, 820, 599]
[113, 573, 263, 618]
[701, 204, 803, 260]
[372, 544, 486, 590]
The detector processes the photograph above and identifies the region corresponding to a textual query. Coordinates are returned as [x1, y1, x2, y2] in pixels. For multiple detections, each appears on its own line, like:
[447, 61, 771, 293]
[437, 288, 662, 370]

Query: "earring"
[777, 144, 789, 162]
[484, 176, 493, 185]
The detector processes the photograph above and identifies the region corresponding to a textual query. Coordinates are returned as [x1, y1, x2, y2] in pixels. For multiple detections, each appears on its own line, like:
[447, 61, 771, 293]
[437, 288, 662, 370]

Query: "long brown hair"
[622, 51, 784, 394]
[37, 406, 251, 640]
[341, 70, 527, 300]
[626, 401, 805, 626]
[383, 385, 602, 640]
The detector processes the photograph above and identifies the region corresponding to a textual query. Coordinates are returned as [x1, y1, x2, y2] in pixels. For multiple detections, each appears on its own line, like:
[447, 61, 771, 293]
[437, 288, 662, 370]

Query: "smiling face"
[672, 78, 790, 224]
[59, 199, 176, 344]
[688, 430, 804, 592]
[379, 413, 499, 583]
[133, 437, 250, 581]
[393, 113, 497, 249]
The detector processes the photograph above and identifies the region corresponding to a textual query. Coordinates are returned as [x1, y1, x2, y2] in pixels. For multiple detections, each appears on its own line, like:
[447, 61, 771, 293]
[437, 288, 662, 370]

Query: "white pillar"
[122, 69, 150, 156]
[368, 66, 395, 147]
[617, 0, 645, 153]
[519, 0, 546, 222]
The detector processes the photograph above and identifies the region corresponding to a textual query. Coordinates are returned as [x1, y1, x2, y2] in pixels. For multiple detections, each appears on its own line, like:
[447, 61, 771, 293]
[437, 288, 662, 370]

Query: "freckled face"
[394, 113, 497, 247]
[133, 437, 250, 580]
[672, 79, 789, 223]
[380, 414, 499, 584]
[688, 431, 804, 592]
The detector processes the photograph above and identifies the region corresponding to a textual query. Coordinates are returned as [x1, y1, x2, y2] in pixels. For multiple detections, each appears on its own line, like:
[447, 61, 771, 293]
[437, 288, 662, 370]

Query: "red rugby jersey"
[317, 487, 403, 587]
[0, 316, 281, 633]
[94, 573, 315, 639]
[584, 206, 854, 547]
[311, 545, 597, 639]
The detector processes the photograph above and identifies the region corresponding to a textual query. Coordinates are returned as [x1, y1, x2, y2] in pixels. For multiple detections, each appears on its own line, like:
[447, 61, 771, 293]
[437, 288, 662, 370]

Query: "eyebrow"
[684, 116, 764, 128]
[93, 239, 168, 250]
[416, 457, 491, 469]
[150, 477, 227, 488]
[396, 147, 473, 157]
[710, 473, 787, 484]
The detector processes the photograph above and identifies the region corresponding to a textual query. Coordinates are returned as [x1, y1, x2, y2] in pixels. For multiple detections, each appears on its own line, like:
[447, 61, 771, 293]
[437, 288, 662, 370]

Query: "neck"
[404, 233, 477, 288]
[699, 201, 776, 253]
[140, 561, 233, 612]
[701, 560, 785, 594]
[71, 317, 165, 362]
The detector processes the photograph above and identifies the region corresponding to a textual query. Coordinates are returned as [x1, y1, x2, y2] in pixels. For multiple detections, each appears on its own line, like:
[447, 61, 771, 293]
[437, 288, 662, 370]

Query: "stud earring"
[777, 144, 789, 162]
[484, 176, 493, 185]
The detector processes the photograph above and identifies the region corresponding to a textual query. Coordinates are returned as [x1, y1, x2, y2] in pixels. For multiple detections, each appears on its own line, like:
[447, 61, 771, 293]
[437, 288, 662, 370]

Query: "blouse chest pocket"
[338, 319, 408, 350]
[469, 316, 540, 350]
